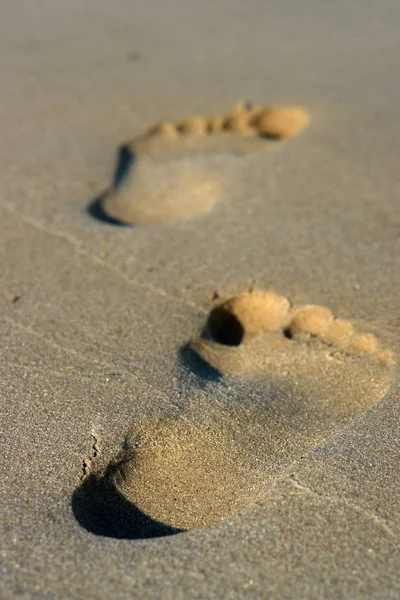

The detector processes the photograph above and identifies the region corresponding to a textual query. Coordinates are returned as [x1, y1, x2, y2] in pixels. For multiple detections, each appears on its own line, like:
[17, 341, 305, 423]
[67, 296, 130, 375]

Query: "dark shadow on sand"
[87, 195, 129, 226]
[179, 306, 244, 381]
[207, 305, 245, 346]
[72, 473, 183, 539]
[86, 144, 136, 226]
[178, 343, 221, 382]
[112, 144, 136, 189]
[86, 132, 278, 225]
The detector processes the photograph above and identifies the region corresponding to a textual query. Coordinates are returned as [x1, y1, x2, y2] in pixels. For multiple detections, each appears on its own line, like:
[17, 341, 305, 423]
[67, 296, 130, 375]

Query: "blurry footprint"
[87, 289, 394, 532]
[99, 103, 310, 226]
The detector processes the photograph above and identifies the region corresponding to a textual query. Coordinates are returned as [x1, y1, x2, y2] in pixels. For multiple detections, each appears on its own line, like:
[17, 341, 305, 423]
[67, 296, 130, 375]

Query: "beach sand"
[1, 1, 399, 598]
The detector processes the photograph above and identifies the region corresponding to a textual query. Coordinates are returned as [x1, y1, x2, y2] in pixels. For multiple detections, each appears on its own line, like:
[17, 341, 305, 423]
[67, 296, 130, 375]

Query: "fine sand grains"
[91, 289, 395, 531]
[194, 289, 395, 369]
[100, 102, 310, 226]
[106, 411, 275, 530]
[207, 290, 291, 345]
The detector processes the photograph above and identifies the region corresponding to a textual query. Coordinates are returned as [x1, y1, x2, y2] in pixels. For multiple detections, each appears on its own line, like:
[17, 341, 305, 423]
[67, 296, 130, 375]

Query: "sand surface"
[1, 1, 400, 598]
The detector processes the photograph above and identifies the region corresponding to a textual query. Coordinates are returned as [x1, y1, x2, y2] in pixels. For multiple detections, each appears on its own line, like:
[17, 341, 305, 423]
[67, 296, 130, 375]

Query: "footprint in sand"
[98, 103, 309, 226]
[76, 289, 395, 534]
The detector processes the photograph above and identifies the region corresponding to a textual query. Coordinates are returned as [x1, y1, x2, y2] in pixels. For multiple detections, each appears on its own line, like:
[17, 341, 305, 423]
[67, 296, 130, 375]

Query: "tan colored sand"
[105, 292, 395, 531]
[223, 113, 254, 134]
[207, 116, 225, 133]
[207, 290, 291, 344]
[103, 102, 309, 226]
[101, 115, 283, 226]
[288, 304, 334, 339]
[194, 290, 394, 376]
[177, 116, 208, 135]
[102, 156, 223, 226]
[248, 105, 264, 125]
[320, 318, 354, 346]
[2, 1, 400, 598]
[375, 349, 396, 366]
[110, 316, 394, 529]
[147, 121, 179, 138]
[108, 412, 273, 530]
[256, 106, 310, 139]
[343, 333, 378, 355]
[143, 103, 309, 142]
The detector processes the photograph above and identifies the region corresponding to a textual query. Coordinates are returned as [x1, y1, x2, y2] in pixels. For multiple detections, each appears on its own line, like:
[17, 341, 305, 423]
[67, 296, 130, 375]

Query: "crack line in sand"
[0, 201, 206, 314]
[2, 315, 81, 357]
[2, 315, 173, 403]
[81, 432, 99, 480]
[287, 474, 395, 538]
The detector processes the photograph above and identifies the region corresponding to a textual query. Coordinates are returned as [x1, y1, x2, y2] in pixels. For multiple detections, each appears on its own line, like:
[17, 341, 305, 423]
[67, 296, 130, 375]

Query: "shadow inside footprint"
[87, 102, 310, 227]
[87, 145, 136, 226]
[112, 144, 136, 189]
[72, 473, 182, 539]
[206, 305, 245, 346]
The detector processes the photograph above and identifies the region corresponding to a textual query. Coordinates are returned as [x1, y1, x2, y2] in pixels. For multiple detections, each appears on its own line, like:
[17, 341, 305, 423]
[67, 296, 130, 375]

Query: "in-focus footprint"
[193, 289, 395, 371]
[98, 103, 310, 226]
[80, 289, 395, 533]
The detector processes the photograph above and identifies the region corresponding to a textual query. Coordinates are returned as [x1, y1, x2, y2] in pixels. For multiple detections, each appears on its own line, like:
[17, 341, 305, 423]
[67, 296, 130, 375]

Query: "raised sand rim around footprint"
[101, 103, 309, 226]
[83, 289, 395, 532]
